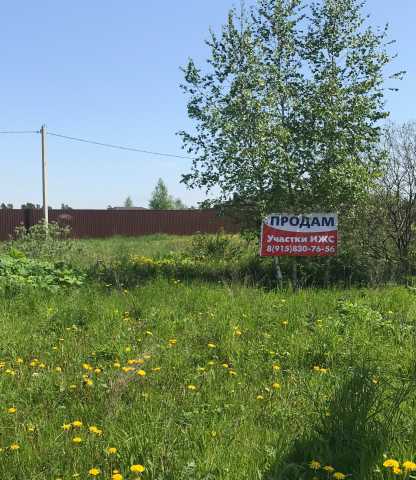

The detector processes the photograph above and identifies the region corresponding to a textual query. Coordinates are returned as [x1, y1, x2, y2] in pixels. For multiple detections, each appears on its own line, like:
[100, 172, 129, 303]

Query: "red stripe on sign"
[260, 224, 338, 257]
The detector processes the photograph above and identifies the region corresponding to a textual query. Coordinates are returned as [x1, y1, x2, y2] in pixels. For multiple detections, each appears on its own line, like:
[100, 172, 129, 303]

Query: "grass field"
[1, 236, 416, 479]
[75, 235, 192, 266]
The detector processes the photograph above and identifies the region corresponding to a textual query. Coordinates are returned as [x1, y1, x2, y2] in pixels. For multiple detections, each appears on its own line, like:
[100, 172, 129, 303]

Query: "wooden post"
[274, 257, 283, 289]
[292, 258, 298, 291]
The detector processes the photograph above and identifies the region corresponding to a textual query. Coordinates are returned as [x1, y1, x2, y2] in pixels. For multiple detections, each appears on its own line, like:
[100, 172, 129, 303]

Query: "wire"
[47, 131, 195, 161]
[0, 130, 39, 134]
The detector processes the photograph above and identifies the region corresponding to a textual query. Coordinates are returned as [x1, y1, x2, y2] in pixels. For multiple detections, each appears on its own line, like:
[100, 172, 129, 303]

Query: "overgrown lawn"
[0, 277, 415, 479]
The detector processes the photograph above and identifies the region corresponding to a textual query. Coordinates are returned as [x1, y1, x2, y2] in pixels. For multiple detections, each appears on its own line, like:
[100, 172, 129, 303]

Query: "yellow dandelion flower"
[89, 426, 103, 435]
[16, 358, 24, 364]
[72, 436, 82, 444]
[383, 459, 400, 469]
[221, 363, 229, 369]
[112, 474, 123, 480]
[323, 466, 335, 473]
[234, 329, 242, 336]
[122, 366, 134, 373]
[392, 466, 402, 475]
[145, 331, 153, 336]
[113, 362, 121, 368]
[7, 407, 17, 414]
[272, 383, 281, 390]
[256, 395, 264, 400]
[94, 368, 102, 374]
[137, 370, 146, 377]
[152, 367, 161, 372]
[130, 464, 145, 473]
[62, 423, 72, 431]
[84, 378, 94, 386]
[106, 447, 117, 455]
[55, 367, 62, 373]
[229, 370, 237, 376]
[333, 473, 347, 480]
[309, 460, 321, 470]
[313, 366, 328, 373]
[88, 467, 101, 476]
[169, 339, 177, 346]
[9, 443, 20, 451]
[128, 359, 140, 365]
[187, 384, 197, 391]
[272, 364, 281, 371]
[208, 343, 216, 348]
[403, 461, 416, 471]
[72, 420, 83, 428]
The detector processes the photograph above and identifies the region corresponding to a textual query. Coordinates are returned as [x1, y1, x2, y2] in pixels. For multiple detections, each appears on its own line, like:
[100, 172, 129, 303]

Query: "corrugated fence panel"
[0, 210, 25, 240]
[0, 209, 239, 240]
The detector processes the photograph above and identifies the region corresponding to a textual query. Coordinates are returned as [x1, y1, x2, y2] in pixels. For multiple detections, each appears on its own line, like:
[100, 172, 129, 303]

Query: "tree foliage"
[124, 196, 134, 208]
[148, 178, 187, 210]
[21, 203, 41, 209]
[179, 0, 400, 224]
[369, 122, 416, 278]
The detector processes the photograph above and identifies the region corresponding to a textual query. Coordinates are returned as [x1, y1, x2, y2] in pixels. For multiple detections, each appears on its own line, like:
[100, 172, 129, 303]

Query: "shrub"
[189, 231, 245, 260]
[89, 251, 277, 289]
[0, 254, 85, 294]
[2, 221, 82, 263]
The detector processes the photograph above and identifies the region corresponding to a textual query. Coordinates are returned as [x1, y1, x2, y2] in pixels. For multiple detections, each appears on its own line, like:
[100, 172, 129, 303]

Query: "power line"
[47, 131, 195, 161]
[0, 130, 39, 134]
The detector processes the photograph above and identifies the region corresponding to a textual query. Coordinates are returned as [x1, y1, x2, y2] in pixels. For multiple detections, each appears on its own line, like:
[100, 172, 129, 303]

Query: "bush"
[2, 221, 82, 263]
[0, 254, 85, 294]
[89, 250, 277, 289]
[189, 231, 244, 260]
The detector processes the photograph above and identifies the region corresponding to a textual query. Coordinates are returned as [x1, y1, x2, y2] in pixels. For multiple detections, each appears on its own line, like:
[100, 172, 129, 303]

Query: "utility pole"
[40, 125, 48, 228]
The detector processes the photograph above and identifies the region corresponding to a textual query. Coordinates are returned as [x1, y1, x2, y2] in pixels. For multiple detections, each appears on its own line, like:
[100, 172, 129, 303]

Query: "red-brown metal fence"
[0, 209, 239, 240]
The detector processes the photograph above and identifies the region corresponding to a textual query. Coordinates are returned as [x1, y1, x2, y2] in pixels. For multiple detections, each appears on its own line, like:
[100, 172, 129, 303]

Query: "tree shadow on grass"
[264, 366, 410, 480]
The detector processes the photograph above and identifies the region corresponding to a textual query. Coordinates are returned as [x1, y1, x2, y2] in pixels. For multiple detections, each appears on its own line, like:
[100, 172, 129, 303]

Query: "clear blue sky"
[1, 1, 415, 209]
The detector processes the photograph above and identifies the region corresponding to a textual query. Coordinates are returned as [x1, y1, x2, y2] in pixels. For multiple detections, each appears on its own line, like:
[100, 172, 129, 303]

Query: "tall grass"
[75, 235, 192, 267]
[0, 278, 415, 479]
